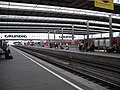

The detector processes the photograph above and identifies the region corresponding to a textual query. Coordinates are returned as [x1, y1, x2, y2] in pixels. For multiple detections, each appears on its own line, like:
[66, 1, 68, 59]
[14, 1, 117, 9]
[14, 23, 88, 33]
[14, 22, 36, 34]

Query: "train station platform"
[69, 47, 120, 58]
[45, 45, 120, 59]
[0, 46, 104, 90]
[0, 46, 118, 90]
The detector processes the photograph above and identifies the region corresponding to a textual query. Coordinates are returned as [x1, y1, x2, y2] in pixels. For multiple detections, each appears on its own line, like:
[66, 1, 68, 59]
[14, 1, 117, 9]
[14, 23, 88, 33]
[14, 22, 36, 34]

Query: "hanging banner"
[94, 0, 114, 10]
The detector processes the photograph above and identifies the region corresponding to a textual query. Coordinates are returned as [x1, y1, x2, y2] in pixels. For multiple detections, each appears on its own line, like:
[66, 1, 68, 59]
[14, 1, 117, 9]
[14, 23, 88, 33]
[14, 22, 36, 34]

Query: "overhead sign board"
[94, 0, 114, 10]
[0, 33, 84, 40]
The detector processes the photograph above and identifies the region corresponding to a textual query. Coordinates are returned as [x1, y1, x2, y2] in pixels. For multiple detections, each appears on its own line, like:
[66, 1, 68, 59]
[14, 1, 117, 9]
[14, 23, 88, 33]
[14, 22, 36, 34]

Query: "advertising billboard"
[94, 0, 114, 10]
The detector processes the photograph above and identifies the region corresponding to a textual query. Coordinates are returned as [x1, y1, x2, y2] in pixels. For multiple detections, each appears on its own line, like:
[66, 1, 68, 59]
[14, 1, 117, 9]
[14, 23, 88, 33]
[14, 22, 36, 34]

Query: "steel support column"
[54, 30, 56, 43]
[101, 33, 102, 38]
[61, 28, 64, 43]
[109, 15, 113, 47]
[87, 21, 89, 44]
[48, 31, 50, 47]
[72, 25, 74, 44]
[84, 35, 85, 44]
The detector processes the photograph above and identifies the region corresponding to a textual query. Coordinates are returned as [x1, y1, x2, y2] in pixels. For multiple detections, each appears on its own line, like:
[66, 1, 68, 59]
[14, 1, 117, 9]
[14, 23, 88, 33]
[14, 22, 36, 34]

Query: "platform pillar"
[84, 35, 85, 44]
[109, 15, 113, 47]
[48, 31, 50, 47]
[87, 20, 89, 44]
[54, 30, 56, 43]
[101, 33, 102, 38]
[72, 25, 74, 44]
[61, 28, 64, 43]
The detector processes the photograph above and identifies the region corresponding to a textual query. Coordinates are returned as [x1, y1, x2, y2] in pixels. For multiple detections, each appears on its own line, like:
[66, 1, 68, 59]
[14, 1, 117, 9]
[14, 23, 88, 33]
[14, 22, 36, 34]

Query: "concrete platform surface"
[0, 46, 85, 90]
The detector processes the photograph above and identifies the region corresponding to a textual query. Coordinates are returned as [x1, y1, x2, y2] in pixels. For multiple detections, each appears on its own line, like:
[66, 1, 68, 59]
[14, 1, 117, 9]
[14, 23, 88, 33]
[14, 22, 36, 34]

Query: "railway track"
[14, 46, 120, 90]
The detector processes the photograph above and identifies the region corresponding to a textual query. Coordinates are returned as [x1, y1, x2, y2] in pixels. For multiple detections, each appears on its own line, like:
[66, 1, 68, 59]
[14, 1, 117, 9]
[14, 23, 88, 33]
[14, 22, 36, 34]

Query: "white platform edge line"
[12, 47, 83, 90]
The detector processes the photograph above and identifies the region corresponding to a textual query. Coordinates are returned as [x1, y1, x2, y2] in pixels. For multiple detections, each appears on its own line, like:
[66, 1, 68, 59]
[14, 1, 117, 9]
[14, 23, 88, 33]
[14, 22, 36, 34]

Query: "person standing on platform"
[90, 42, 95, 52]
[55, 43, 58, 49]
[2, 43, 7, 52]
[79, 41, 84, 52]
[65, 43, 69, 50]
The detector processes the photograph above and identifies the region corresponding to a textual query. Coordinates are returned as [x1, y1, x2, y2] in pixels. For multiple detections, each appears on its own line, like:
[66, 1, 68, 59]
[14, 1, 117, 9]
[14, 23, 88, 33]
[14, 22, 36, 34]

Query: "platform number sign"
[94, 0, 114, 10]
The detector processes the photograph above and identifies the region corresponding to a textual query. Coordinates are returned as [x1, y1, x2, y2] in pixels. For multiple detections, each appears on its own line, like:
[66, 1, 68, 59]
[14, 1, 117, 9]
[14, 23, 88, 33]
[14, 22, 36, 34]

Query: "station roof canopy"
[0, 0, 120, 35]
[1, 0, 120, 14]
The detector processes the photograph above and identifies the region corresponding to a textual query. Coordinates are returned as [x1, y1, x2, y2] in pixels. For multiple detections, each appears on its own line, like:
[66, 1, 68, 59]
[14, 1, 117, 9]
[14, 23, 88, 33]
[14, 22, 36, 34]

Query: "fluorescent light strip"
[0, 26, 62, 29]
[0, 29, 109, 33]
[0, 28, 116, 32]
[64, 27, 108, 31]
[52, 27, 109, 32]
[0, 15, 120, 27]
[0, 1, 119, 19]
[0, 27, 107, 31]
[0, 26, 107, 30]
[0, 4, 109, 17]
[0, 15, 87, 22]
[89, 20, 120, 27]
[112, 16, 120, 19]
[52, 30, 109, 33]
[73, 28, 110, 32]
[72, 25, 120, 30]
[0, 22, 73, 26]
[0, 22, 120, 31]
[75, 25, 109, 30]
[89, 26, 120, 31]
[0, 29, 55, 31]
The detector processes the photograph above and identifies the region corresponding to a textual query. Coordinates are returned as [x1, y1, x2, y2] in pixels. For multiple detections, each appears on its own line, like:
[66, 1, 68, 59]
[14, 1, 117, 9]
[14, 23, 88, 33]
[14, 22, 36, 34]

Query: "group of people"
[78, 41, 95, 52]
[59, 43, 69, 50]
[106, 43, 120, 53]
[49, 42, 69, 50]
